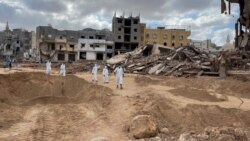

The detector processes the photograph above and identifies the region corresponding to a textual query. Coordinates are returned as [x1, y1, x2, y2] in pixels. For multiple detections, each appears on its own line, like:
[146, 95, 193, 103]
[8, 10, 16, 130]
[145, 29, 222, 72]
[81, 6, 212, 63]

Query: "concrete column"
[65, 53, 69, 62]
[103, 53, 107, 60]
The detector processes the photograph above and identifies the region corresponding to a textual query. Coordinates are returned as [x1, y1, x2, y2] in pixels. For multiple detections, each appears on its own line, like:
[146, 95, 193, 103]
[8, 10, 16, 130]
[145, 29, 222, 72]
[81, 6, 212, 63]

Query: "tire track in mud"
[0, 106, 59, 141]
[30, 108, 58, 141]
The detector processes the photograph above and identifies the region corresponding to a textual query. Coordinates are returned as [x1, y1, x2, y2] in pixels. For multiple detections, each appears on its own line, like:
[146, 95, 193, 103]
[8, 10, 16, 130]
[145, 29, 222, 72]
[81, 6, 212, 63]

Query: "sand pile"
[0, 72, 111, 106]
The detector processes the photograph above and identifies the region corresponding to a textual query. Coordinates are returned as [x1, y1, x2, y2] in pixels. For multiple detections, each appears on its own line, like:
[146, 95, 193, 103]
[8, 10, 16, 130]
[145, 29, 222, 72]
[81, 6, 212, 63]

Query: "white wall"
[78, 39, 107, 52]
[191, 39, 211, 49]
[86, 52, 96, 60]
[31, 31, 36, 50]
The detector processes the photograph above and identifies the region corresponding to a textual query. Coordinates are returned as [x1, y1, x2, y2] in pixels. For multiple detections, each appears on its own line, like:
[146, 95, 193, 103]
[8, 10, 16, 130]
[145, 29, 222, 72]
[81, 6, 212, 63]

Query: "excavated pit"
[0, 72, 113, 140]
[0, 72, 250, 140]
[0, 72, 111, 106]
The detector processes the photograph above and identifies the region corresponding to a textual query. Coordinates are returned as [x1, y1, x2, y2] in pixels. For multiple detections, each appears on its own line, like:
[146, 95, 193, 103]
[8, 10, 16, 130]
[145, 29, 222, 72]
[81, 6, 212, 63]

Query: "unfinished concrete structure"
[36, 26, 114, 62]
[112, 13, 144, 54]
[0, 22, 32, 60]
[222, 0, 250, 50]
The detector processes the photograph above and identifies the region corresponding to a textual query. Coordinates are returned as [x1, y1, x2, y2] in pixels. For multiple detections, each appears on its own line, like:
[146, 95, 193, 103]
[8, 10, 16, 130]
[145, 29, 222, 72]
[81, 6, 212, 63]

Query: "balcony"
[88, 46, 106, 52]
[55, 38, 67, 43]
[38, 38, 54, 43]
[56, 47, 67, 51]
[3, 51, 13, 56]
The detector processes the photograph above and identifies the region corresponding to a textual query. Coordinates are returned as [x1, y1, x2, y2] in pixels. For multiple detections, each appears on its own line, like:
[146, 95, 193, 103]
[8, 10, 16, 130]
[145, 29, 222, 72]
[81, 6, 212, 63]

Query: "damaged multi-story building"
[78, 28, 114, 61]
[36, 26, 114, 62]
[144, 27, 191, 47]
[222, 0, 250, 50]
[112, 13, 145, 54]
[0, 22, 32, 60]
[36, 26, 78, 62]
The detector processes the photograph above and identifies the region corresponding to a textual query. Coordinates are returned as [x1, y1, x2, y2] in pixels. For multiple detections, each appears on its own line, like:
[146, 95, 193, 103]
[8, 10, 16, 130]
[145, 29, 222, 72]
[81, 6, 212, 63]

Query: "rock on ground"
[160, 128, 170, 135]
[129, 115, 158, 139]
[179, 133, 197, 141]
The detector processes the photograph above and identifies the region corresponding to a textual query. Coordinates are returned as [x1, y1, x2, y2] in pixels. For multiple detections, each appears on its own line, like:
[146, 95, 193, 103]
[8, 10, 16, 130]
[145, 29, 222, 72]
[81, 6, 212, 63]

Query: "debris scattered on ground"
[178, 127, 248, 141]
[106, 45, 250, 77]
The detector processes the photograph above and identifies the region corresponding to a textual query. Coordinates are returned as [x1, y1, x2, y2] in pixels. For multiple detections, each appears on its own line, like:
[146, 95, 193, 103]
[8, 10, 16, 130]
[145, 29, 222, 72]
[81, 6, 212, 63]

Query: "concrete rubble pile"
[227, 51, 250, 70]
[178, 126, 248, 141]
[107, 45, 219, 76]
[63, 61, 99, 74]
[106, 45, 250, 77]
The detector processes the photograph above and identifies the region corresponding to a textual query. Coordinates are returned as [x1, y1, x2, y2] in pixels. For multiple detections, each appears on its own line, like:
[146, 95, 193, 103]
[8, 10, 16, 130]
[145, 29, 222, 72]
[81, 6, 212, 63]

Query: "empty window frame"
[153, 33, 157, 39]
[81, 43, 85, 48]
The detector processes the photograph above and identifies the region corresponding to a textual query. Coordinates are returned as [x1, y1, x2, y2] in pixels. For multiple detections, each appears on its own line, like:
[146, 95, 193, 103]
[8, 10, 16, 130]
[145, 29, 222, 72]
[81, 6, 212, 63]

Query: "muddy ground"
[0, 68, 250, 141]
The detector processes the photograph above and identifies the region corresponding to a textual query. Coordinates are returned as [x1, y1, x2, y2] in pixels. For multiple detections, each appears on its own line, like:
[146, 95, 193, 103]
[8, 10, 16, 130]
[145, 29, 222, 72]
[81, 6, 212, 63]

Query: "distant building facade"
[144, 27, 191, 47]
[78, 28, 114, 60]
[190, 39, 212, 50]
[78, 39, 114, 61]
[112, 14, 145, 54]
[36, 26, 76, 62]
[36, 26, 114, 62]
[0, 22, 32, 60]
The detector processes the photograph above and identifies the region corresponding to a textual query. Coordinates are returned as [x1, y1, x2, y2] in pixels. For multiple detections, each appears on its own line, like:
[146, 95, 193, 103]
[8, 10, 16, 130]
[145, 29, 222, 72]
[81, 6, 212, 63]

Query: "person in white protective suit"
[92, 64, 99, 83]
[114, 65, 124, 89]
[102, 66, 109, 83]
[60, 63, 66, 76]
[45, 60, 52, 75]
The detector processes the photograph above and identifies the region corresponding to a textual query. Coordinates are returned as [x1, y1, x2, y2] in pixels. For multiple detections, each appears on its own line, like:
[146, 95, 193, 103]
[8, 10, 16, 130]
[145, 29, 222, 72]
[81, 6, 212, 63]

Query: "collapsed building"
[36, 26, 114, 62]
[0, 22, 32, 61]
[36, 26, 78, 62]
[106, 45, 219, 76]
[106, 43, 250, 77]
[222, 0, 250, 50]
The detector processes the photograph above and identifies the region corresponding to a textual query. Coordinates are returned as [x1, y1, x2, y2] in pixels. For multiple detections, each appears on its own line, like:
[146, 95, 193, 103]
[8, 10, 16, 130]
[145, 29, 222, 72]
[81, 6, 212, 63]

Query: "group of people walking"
[92, 64, 124, 89]
[45, 61, 66, 77]
[45, 61, 124, 89]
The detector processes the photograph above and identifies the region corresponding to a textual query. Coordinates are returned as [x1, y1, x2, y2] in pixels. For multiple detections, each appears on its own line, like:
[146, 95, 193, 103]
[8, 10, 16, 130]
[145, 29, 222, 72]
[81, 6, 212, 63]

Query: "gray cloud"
[166, 0, 216, 13]
[0, 0, 238, 45]
[21, 0, 67, 13]
[0, 3, 16, 22]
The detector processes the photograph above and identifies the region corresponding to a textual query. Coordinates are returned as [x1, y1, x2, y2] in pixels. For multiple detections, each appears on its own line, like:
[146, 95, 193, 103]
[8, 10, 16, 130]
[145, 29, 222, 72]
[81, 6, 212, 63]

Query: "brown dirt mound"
[0, 72, 111, 106]
[134, 75, 162, 86]
[169, 87, 223, 102]
[165, 77, 250, 99]
[136, 94, 250, 137]
[0, 72, 112, 134]
[135, 76, 250, 99]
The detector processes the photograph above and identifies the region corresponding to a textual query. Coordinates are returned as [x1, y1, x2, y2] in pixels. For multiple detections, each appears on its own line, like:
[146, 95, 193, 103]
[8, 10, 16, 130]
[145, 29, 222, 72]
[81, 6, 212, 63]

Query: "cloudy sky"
[0, 0, 240, 46]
